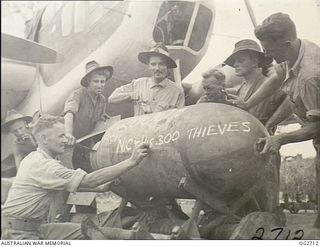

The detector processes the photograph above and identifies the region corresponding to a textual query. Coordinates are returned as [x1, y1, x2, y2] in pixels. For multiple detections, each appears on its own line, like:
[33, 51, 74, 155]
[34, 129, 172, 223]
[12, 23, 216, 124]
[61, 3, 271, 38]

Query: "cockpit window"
[188, 4, 212, 51]
[154, 1, 194, 46]
[153, 1, 212, 52]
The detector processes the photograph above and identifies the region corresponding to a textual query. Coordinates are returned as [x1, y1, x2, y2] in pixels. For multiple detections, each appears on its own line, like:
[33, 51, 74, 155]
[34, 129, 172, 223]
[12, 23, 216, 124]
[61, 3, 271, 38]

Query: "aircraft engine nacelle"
[90, 104, 270, 205]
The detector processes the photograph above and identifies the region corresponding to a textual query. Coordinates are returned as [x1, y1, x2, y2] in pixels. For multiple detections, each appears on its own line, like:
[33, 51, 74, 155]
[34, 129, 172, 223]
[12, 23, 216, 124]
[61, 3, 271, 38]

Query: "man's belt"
[2, 216, 43, 231]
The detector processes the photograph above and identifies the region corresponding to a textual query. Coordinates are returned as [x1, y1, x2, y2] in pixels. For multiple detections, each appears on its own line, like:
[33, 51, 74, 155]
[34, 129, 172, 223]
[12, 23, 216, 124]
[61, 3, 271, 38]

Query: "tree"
[280, 155, 316, 202]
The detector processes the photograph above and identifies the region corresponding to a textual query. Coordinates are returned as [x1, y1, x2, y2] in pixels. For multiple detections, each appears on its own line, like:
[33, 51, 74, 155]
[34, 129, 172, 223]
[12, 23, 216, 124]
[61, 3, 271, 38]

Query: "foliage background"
[280, 155, 316, 202]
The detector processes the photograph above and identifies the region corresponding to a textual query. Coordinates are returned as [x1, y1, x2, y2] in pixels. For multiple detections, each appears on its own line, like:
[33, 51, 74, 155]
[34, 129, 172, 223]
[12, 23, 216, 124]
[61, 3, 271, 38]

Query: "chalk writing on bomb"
[115, 121, 251, 153]
[116, 130, 180, 153]
[187, 121, 251, 139]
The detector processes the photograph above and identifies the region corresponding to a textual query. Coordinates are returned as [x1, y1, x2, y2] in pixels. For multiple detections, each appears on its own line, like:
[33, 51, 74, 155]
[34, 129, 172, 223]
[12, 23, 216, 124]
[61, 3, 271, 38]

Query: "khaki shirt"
[64, 88, 106, 139]
[2, 149, 87, 220]
[274, 39, 320, 123]
[275, 39, 320, 152]
[109, 77, 185, 116]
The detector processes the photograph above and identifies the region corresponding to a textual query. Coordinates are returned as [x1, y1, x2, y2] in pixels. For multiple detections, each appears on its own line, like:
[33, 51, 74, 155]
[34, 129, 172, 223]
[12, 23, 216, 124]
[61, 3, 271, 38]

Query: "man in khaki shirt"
[2, 115, 149, 239]
[64, 60, 113, 144]
[108, 43, 185, 116]
[108, 43, 186, 225]
[233, 13, 320, 228]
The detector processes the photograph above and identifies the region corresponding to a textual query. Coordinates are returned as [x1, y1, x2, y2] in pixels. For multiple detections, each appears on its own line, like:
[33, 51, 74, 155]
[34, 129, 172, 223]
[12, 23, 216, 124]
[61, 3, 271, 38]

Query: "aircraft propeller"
[1, 33, 64, 64]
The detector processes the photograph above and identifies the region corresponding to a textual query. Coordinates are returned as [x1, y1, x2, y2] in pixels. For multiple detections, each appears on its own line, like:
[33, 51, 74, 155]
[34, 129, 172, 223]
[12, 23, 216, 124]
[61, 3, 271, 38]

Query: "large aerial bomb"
[89, 103, 270, 206]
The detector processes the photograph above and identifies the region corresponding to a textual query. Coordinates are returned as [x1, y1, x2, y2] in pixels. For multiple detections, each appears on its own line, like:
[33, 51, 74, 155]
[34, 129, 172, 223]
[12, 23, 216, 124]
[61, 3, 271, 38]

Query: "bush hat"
[2, 109, 32, 132]
[80, 60, 113, 87]
[224, 39, 273, 68]
[138, 43, 177, 68]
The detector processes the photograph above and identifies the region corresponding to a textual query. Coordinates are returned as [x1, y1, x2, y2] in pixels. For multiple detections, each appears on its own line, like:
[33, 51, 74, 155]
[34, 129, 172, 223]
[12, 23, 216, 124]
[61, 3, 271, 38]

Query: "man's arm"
[108, 83, 136, 103]
[64, 90, 82, 145]
[77, 182, 112, 192]
[63, 112, 76, 145]
[79, 144, 149, 188]
[225, 87, 238, 95]
[13, 153, 23, 170]
[265, 96, 293, 130]
[257, 121, 320, 154]
[279, 122, 320, 145]
[64, 112, 74, 136]
[196, 96, 206, 104]
[236, 74, 283, 110]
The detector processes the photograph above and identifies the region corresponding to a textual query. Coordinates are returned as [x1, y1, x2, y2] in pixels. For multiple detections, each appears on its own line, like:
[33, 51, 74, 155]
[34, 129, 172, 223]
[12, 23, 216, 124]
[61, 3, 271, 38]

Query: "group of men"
[1, 12, 319, 240]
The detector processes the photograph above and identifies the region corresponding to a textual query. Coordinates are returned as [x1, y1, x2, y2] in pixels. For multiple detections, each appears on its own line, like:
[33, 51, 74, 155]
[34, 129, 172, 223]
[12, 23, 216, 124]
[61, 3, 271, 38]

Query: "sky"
[2, 0, 319, 158]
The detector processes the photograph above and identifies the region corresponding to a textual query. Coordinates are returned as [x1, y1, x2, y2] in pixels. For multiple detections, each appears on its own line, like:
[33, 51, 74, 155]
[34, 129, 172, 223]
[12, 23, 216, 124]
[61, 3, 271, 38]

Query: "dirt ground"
[95, 195, 319, 239]
[285, 211, 320, 239]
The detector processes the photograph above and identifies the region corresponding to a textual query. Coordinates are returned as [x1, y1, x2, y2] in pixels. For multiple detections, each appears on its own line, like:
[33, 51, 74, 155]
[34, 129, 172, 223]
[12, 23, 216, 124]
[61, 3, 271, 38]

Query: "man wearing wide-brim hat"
[1, 109, 37, 170]
[108, 42, 185, 116]
[224, 39, 273, 69]
[224, 39, 293, 213]
[61, 61, 113, 223]
[64, 60, 113, 145]
[232, 13, 320, 228]
[225, 39, 291, 133]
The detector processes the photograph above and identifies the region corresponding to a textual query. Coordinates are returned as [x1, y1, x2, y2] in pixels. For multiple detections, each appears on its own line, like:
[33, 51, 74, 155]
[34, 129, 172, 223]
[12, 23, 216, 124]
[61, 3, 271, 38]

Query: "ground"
[95, 194, 320, 239]
[285, 211, 320, 239]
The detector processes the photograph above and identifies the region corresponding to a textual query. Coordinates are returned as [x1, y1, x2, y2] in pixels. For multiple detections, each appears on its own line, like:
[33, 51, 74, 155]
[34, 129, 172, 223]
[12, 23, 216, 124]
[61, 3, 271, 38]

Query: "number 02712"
[299, 241, 319, 246]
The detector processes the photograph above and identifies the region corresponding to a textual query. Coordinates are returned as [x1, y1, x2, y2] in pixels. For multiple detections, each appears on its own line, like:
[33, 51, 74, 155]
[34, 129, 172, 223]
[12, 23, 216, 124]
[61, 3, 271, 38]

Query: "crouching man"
[196, 68, 228, 104]
[1, 115, 149, 240]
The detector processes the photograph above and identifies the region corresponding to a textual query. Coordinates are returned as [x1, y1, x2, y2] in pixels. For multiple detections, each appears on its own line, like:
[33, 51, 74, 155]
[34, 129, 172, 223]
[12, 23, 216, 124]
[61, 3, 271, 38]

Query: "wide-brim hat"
[224, 39, 273, 68]
[138, 43, 177, 69]
[80, 60, 114, 87]
[1, 109, 32, 132]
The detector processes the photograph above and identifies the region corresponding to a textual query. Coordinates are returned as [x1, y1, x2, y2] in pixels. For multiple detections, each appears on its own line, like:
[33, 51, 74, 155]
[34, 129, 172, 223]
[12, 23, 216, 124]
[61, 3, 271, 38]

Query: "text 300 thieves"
[116, 121, 251, 153]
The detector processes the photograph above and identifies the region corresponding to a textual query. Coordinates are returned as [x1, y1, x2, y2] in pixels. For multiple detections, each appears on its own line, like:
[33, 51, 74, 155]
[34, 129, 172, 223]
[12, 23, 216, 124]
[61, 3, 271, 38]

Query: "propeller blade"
[1, 33, 64, 64]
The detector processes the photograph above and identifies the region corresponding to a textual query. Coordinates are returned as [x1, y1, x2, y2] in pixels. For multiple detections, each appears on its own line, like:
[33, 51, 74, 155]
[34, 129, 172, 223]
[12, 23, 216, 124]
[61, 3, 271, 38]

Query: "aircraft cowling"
[90, 104, 270, 205]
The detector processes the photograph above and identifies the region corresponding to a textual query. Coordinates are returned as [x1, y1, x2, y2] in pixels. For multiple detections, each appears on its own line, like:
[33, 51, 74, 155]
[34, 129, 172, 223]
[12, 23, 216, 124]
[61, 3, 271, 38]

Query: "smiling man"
[1, 115, 149, 239]
[64, 60, 113, 145]
[108, 43, 185, 116]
